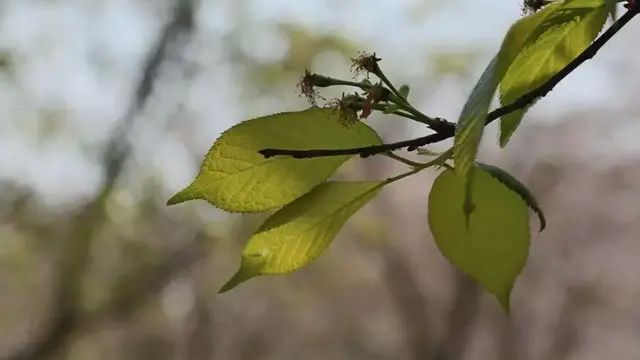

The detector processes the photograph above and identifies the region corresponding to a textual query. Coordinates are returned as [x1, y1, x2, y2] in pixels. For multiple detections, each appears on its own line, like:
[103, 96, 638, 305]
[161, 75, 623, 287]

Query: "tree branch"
[260, 5, 638, 160]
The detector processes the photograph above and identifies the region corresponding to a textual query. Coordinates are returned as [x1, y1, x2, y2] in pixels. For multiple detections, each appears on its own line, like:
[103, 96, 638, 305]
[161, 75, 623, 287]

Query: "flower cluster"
[296, 52, 396, 125]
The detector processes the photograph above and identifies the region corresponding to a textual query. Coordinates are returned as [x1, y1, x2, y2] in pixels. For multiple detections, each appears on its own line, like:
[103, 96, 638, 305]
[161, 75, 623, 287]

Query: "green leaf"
[453, 56, 500, 182]
[453, 3, 562, 217]
[428, 168, 530, 311]
[477, 163, 546, 232]
[220, 181, 382, 292]
[454, 56, 503, 222]
[499, 2, 564, 68]
[499, 0, 608, 146]
[167, 108, 382, 212]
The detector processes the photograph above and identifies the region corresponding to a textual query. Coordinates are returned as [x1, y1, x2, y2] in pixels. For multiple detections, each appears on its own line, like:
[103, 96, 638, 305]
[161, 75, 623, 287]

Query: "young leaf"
[220, 181, 382, 292]
[477, 163, 546, 231]
[453, 56, 500, 183]
[428, 168, 530, 312]
[453, 3, 562, 217]
[167, 108, 381, 212]
[499, 0, 608, 146]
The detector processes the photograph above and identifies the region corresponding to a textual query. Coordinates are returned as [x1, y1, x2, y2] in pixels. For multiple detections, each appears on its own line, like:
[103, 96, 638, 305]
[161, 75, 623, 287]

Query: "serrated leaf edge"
[477, 163, 546, 232]
[219, 181, 384, 293]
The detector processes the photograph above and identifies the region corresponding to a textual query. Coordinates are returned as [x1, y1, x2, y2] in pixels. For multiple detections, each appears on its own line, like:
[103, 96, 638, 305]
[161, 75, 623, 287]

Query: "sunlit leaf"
[428, 168, 530, 311]
[167, 108, 381, 212]
[220, 181, 382, 292]
[453, 3, 562, 218]
[499, 0, 608, 146]
[453, 56, 500, 186]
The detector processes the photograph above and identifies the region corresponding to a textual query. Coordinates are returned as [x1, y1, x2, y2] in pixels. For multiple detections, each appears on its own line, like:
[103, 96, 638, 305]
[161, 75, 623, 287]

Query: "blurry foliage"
[238, 25, 358, 96]
[429, 50, 482, 79]
[2, 1, 640, 360]
[0, 52, 10, 70]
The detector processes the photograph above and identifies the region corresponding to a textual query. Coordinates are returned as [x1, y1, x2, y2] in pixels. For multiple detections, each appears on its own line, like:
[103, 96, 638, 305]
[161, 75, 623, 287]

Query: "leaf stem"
[383, 148, 453, 185]
[383, 152, 425, 168]
[326, 77, 373, 89]
[374, 69, 404, 102]
[375, 67, 454, 130]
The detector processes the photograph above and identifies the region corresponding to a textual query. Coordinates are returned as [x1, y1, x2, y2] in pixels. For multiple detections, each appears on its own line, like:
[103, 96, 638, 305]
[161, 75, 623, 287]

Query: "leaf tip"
[218, 276, 241, 294]
[498, 292, 512, 315]
[166, 195, 182, 206]
[166, 184, 199, 206]
[218, 269, 254, 294]
[499, 131, 511, 148]
[499, 111, 524, 148]
[218, 254, 266, 294]
[493, 282, 514, 314]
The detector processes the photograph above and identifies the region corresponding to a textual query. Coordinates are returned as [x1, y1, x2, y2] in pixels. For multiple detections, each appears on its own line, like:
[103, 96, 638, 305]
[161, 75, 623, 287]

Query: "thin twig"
[383, 152, 425, 168]
[261, 6, 638, 159]
[375, 66, 453, 129]
[261, 132, 449, 159]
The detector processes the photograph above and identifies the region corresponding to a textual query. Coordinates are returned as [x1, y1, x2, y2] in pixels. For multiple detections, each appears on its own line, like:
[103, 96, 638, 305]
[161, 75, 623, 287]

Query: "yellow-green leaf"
[220, 181, 382, 292]
[499, 0, 608, 146]
[428, 168, 530, 312]
[167, 108, 381, 212]
[453, 56, 501, 181]
[453, 3, 562, 217]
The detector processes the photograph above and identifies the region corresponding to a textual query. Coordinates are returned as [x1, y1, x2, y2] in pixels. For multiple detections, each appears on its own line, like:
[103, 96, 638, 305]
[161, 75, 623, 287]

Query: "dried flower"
[350, 52, 381, 78]
[361, 84, 391, 119]
[297, 70, 321, 105]
[327, 93, 363, 126]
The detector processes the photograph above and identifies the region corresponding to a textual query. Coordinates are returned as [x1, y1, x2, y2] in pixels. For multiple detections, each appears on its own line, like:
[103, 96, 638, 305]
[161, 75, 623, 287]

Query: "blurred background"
[1, 0, 640, 359]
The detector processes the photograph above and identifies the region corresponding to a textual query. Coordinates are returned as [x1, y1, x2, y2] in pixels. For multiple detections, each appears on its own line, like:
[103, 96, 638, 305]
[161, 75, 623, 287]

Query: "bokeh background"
[2, 0, 640, 359]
